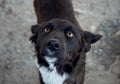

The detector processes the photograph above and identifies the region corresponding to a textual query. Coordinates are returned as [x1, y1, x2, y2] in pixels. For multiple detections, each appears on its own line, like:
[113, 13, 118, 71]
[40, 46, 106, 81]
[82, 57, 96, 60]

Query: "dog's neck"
[35, 56, 69, 84]
[34, 0, 79, 26]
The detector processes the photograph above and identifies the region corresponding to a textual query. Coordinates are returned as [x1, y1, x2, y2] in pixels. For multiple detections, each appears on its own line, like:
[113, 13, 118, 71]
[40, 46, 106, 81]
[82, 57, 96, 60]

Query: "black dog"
[30, 0, 102, 84]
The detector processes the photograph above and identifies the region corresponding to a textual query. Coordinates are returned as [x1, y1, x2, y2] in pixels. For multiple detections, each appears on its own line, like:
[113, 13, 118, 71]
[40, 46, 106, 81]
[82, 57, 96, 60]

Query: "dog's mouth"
[42, 47, 56, 57]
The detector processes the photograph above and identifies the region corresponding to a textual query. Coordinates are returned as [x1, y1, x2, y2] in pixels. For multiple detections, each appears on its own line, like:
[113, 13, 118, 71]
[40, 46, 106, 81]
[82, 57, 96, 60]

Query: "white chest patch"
[34, 57, 69, 84]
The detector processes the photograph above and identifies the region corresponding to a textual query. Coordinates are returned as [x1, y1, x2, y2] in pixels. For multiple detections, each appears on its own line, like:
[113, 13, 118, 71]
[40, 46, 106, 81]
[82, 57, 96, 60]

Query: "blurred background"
[0, 0, 120, 84]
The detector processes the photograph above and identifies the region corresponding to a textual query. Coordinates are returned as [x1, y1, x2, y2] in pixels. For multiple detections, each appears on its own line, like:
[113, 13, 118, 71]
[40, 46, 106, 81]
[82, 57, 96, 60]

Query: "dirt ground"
[0, 0, 120, 84]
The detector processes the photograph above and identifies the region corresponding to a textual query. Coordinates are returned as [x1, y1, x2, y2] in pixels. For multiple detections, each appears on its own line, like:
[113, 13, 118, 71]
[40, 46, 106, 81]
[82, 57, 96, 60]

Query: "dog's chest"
[35, 57, 69, 84]
[39, 66, 69, 84]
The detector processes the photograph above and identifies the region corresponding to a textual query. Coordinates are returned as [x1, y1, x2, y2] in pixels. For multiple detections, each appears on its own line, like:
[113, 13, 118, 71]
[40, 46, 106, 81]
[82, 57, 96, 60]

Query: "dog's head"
[30, 19, 102, 73]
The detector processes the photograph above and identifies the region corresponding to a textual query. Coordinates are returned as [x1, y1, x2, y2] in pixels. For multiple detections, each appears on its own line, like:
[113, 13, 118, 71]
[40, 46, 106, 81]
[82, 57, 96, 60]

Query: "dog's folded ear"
[31, 24, 39, 34]
[84, 31, 102, 44]
[29, 25, 40, 44]
[83, 31, 102, 52]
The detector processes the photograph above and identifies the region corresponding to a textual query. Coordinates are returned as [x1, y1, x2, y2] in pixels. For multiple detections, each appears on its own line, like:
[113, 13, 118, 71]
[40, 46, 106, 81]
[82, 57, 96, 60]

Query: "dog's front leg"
[64, 51, 86, 84]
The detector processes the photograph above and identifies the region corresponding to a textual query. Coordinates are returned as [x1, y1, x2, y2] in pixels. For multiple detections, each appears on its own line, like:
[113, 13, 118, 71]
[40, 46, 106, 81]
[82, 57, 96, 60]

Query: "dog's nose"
[47, 39, 60, 50]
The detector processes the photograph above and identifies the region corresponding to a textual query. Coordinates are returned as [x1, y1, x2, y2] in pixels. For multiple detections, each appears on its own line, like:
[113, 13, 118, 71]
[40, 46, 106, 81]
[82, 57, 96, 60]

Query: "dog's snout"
[47, 39, 60, 50]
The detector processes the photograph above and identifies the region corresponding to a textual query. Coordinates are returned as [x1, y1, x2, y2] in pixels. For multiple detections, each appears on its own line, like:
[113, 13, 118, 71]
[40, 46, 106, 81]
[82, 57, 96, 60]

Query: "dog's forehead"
[47, 19, 75, 30]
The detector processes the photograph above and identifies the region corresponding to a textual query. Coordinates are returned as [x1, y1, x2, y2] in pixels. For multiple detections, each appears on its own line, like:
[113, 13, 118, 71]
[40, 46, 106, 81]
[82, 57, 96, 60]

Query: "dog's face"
[31, 19, 82, 59]
[30, 19, 102, 73]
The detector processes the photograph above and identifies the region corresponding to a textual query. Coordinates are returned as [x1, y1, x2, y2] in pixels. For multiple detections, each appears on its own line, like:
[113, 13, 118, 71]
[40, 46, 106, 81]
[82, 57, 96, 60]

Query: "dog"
[30, 0, 102, 84]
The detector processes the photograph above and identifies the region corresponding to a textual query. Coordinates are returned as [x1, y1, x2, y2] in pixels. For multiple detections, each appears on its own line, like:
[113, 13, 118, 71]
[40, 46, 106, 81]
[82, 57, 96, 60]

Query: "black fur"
[30, 0, 102, 84]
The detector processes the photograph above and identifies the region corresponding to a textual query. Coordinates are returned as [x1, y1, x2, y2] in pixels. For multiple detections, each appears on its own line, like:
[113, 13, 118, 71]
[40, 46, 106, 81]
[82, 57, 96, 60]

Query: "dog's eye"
[66, 31, 74, 38]
[44, 28, 51, 33]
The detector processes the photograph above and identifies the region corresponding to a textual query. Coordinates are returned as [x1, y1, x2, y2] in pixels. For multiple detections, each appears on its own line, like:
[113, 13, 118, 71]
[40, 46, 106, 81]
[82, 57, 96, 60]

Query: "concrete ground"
[0, 0, 120, 84]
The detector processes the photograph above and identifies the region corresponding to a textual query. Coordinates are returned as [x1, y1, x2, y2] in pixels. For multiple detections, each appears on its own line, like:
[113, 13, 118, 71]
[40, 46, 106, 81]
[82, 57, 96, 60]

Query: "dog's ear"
[31, 24, 39, 34]
[29, 25, 39, 44]
[83, 31, 102, 52]
[84, 31, 102, 44]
